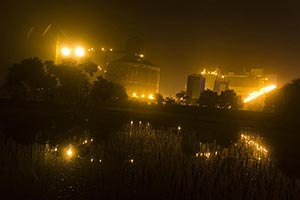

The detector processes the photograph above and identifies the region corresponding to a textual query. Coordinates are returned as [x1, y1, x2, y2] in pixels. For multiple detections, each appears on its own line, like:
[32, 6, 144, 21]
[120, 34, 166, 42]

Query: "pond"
[1, 112, 300, 199]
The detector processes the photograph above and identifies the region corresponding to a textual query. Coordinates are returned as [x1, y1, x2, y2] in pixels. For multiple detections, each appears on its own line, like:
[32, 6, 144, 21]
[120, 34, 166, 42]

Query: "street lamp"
[61, 47, 71, 57]
[74, 46, 85, 57]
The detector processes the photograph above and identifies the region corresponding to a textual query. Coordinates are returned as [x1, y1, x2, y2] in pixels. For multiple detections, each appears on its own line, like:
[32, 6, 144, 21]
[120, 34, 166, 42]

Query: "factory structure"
[186, 67, 277, 106]
[105, 55, 160, 100]
[104, 37, 160, 101]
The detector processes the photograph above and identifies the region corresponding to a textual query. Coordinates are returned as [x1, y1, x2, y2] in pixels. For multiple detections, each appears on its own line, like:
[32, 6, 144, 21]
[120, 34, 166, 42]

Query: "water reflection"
[44, 121, 271, 167]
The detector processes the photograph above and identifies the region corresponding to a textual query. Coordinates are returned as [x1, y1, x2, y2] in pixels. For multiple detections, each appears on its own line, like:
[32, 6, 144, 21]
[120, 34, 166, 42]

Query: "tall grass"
[0, 124, 299, 199]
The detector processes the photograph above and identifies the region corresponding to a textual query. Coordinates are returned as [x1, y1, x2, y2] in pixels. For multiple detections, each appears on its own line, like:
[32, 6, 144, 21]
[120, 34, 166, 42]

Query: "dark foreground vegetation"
[1, 124, 299, 200]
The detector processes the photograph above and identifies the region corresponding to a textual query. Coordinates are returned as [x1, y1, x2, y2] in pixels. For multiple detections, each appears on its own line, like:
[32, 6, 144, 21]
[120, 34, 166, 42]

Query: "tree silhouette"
[90, 76, 127, 106]
[175, 90, 187, 105]
[52, 59, 91, 105]
[78, 59, 98, 76]
[198, 89, 218, 108]
[155, 93, 164, 105]
[265, 78, 300, 114]
[219, 90, 242, 109]
[5, 57, 56, 101]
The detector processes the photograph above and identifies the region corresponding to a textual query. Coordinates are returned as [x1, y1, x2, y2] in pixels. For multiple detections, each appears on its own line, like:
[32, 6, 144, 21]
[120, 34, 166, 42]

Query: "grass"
[0, 124, 299, 199]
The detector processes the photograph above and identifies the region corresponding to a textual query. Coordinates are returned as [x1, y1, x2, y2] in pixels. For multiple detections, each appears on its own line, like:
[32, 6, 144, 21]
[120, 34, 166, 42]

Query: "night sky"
[1, 1, 300, 95]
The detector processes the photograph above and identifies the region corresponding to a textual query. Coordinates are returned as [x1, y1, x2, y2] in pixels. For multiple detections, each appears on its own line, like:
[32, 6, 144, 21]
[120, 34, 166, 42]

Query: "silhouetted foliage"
[90, 76, 128, 106]
[175, 90, 187, 105]
[5, 58, 128, 107]
[219, 90, 243, 109]
[5, 57, 57, 101]
[198, 89, 242, 110]
[52, 60, 91, 105]
[78, 59, 98, 76]
[265, 78, 300, 114]
[198, 90, 219, 108]
[155, 93, 164, 105]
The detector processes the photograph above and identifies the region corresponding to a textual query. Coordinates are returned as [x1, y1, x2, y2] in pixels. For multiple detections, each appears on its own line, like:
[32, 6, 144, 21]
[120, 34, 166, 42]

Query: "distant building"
[106, 55, 160, 101]
[214, 79, 229, 94]
[200, 68, 229, 94]
[200, 69, 217, 91]
[199, 67, 277, 99]
[186, 74, 205, 105]
[224, 74, 259, 97]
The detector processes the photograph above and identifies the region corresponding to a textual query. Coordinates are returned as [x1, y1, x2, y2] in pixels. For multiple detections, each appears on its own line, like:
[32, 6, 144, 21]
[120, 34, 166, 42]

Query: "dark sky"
[1, 1, 300, 95]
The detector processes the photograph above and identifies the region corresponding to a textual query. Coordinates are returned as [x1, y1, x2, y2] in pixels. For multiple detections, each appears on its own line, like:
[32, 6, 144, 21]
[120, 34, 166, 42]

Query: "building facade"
[186, 74, 205, 105]
[105, 55, 160, 101]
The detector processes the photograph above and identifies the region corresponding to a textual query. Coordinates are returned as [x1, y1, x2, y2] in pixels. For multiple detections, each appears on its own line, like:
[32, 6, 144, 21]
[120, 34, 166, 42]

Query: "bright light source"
[101, 47, 105, 51]
[74, 47, 85, 57]
[132, 92, 137, 97]
[148, 94, 154, 100]
[243, 84, 277, 103]
[66, 148, 73, 157]
[61, 47, 71, 56]
[110, 48, 113, 51]
[178, 125, 181, 131]
[141, 94, 145, 98]
[139, 54, 144, 58]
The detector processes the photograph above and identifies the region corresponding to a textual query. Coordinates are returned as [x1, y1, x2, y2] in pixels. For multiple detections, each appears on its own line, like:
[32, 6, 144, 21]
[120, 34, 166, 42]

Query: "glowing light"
[74, 47, 85, 57]
[139, 54, 144, 58]
[148, 94, 154, 100]
[130, 159, 134, 163]
[90, 158, 94, 162]
[90, 138, 93, 142]
[178, 125, 181, 131]
[61, 47, 71, 56]
[141, 94, 145, 98]
[240, 133, 268, 156]
[101, 47, 105, 51]
[243, 84, 277, 103]
[54, 147, 58, 152]
[132, 92, 137, 97]
[66, 148, 73, 157]
[99, 159, 102, 163]
[110, 48, 113, 51]
[200, 68, 218, 76]
[205, 152, 211, 158]
[130, 120, 133, 125]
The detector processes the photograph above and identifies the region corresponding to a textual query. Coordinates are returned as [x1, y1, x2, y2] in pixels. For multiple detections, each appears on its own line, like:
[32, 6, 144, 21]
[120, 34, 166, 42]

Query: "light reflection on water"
[44, 120, 271, 166]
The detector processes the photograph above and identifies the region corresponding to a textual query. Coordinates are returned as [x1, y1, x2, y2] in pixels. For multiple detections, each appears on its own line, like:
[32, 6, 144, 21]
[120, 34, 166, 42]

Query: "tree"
[175, 90, 187, 105]
[90, 76, 127, 106]
[198, 89, 218, 108]
[219, 90, 243, 109]
[78, 59, 98, 76]
[52, 59, 91, 105]
[264, 78, 300, 114]
[5, 57, 57, 101]
[155, 93, 164, 105]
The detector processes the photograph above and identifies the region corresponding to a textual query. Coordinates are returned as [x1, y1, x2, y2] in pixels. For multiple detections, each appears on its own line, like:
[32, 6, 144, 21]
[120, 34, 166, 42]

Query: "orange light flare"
[243, 84, 277, 103]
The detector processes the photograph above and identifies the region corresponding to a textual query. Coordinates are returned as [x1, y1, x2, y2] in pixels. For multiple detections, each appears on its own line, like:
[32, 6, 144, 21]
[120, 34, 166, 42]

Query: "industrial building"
[200, 67, 277, 98]
[105, 55, 160, 101]
[186, 74, 205, 105]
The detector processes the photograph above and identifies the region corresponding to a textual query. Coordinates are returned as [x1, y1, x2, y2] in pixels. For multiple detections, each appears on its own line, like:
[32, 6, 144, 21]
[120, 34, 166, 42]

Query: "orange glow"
[243, 84, 276, 103]
[61, 47, 71, 56]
